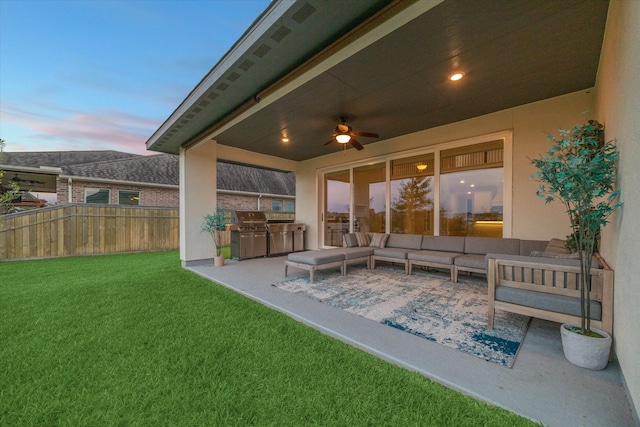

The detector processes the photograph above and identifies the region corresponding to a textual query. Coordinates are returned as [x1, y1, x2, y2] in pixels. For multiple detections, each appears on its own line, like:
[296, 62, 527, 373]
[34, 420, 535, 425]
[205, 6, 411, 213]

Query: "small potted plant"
[202, 210, 228, 266]
[531, 119, 622, 369]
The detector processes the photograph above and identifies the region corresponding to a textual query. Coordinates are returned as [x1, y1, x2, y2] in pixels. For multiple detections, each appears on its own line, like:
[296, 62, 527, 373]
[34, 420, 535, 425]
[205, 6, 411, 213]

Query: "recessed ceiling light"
[449, 72, 464, 81]
[281, 137, 289, 143]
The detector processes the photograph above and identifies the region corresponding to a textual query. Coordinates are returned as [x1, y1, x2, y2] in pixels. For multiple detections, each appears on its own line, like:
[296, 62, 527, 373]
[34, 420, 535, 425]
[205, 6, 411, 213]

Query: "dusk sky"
[0, 0, 270, 156]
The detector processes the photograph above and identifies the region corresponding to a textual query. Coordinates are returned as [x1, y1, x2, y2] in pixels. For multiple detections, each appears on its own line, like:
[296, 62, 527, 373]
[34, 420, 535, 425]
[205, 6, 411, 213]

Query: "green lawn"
[1, 251, 538, 426]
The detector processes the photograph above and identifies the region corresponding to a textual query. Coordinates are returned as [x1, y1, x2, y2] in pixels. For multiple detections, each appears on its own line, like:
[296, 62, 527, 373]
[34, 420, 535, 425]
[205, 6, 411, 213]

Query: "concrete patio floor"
[188, 255, 636, 427]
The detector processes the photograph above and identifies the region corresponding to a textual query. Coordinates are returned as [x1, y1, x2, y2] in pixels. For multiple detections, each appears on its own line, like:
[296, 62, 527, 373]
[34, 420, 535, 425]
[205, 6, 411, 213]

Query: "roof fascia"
[185, 0, 442, 149]
[146, 0, 292, 149]
[0, 165, 62, 175]
[59, 175, 178, 189]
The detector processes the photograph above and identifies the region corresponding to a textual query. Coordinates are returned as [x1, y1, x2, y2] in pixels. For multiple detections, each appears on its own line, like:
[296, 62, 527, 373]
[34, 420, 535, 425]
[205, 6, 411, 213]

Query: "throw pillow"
[544, 238, 571, 255]
[343, 233, 358, 248]
[369, 233, 389, 248]
[354, 232, 371, 247]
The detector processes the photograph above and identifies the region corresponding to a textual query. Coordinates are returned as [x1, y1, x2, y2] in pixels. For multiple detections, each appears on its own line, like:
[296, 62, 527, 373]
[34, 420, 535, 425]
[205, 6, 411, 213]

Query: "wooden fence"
[0, 204, 179, 261]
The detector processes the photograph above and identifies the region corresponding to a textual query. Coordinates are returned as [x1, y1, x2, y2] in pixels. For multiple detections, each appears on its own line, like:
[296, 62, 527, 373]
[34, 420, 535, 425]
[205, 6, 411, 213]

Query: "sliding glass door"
[320, 134, 508, 243]
[324, 169, 350, 247]
[353, 162, 386, 234]
[390, 154, 435, 235]
[439, 141, 504, 237]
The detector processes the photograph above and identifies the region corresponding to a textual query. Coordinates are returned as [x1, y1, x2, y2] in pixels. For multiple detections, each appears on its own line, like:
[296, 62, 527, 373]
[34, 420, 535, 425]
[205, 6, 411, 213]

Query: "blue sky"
[0, 0, 270, 155]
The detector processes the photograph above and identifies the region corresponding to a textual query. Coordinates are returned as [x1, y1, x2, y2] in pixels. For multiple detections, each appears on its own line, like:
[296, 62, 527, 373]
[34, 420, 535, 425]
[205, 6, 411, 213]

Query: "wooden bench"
[487, 254, 613, 335]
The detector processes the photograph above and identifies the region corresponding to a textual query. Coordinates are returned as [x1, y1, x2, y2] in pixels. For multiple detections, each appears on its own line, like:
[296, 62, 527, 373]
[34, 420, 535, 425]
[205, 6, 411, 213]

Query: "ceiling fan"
[324, 115, 379, 151]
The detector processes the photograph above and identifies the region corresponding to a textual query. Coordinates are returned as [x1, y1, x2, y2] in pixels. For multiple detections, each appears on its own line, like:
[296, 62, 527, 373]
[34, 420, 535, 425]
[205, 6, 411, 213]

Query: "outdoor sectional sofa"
[284, 233, 613, 334]
[285, 232, 549, 283]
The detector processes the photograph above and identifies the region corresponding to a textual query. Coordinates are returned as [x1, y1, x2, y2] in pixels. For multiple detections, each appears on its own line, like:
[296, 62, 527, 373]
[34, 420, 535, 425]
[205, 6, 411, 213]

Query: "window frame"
[284, 200, 295, 213]
[318, 130, 512, 245]
[118, 190, 141, 206]
[84, 188, 111, 204]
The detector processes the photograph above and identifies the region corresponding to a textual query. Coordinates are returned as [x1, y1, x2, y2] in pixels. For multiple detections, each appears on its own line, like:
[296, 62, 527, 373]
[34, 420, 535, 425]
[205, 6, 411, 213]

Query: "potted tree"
[202, 210, 228, 266]
[531, 119, 622, 369]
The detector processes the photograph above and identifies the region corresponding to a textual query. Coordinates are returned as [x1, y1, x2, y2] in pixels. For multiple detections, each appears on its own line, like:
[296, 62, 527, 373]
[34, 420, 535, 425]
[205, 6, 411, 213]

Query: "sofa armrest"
[487, 255, 613, 334]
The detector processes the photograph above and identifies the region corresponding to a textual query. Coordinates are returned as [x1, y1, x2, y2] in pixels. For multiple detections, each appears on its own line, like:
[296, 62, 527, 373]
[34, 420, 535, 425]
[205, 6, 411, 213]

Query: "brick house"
[1, 151, 295, 213]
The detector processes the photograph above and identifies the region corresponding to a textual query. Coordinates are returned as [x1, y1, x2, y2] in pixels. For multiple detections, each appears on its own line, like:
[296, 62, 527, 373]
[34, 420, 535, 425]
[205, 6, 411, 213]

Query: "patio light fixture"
[336, 134, 351, 144]
[416, 163, 428, 171]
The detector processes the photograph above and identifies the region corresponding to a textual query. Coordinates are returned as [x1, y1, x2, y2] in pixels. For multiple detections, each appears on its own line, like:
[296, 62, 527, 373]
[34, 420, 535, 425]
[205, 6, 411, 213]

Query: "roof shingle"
[3, 151, 294, 195]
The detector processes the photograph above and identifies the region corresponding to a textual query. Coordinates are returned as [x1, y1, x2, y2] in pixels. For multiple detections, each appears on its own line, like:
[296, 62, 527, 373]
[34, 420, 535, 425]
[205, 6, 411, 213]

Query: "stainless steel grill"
[229, 211, 268, 260]
[267, 222, 306, 256]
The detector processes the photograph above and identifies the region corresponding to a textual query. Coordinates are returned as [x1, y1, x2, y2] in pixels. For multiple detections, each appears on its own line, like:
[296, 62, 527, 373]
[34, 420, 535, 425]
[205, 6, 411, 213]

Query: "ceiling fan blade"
[324, 139, 336, 146]
[350, 131, 379, 138]
[350, 139, 364, 150]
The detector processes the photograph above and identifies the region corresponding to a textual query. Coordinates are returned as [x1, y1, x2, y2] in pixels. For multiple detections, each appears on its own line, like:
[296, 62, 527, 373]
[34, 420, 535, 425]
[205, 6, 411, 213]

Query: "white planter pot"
[560, 324, 611, 370]
[214, 254, 225, 267]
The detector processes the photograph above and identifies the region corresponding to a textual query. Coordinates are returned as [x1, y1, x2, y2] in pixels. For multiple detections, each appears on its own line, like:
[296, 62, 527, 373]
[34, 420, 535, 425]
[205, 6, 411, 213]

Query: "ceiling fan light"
[336, 134, 351, 143]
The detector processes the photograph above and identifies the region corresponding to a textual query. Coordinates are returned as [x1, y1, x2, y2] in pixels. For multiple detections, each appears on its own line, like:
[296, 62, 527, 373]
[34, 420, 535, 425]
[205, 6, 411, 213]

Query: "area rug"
[272, 266, 530, 367]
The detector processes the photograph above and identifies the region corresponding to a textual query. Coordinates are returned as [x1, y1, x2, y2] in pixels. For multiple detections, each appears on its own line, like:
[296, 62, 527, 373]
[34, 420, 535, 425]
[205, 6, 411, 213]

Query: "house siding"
[216, 193, 295, 213]
[57, 179, 179, 207]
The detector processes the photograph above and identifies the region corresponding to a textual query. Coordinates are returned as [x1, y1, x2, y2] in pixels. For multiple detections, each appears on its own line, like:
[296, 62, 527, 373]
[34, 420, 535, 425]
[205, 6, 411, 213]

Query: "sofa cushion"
[464, 237, 520, 255]
[495, 286, 602, 320]
[343, 233, 358, 248]
[519, 239, 548, 256]
[408, 250, 461, 265]
[354, 232, 371, 247]
[339, 246, 374, 259]
[386, 233, 422, 250]
[369, 233, 390, 248]
[373, 247, 412, 259]
[545, 238, 570, 254]
[288, 250, 344, 265]
[454, 254, 486, 269]
[421, 236, 465, 253]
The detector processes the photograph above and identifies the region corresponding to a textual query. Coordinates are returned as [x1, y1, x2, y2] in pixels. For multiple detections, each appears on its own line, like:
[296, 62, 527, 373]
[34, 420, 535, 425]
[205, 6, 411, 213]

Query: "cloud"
[1, 103, 162, 155]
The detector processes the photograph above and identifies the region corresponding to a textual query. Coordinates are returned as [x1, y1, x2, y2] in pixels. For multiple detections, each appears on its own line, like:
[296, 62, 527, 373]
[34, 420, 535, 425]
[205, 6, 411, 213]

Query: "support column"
[180, 141, 217, 266]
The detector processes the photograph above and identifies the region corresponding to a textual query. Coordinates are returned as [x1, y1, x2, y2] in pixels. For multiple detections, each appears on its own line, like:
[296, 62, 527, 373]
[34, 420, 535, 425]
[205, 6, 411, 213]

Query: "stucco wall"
[294, 90, 594, 249]
[595, 0, 640, 418]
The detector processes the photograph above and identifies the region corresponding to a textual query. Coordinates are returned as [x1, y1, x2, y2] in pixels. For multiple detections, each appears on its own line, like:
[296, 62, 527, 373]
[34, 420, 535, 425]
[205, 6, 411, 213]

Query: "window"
[391, 154, 435, 235]
[118, 190, 140, 206]
[284, 201, 294, 212]
[272, 200, 282, 212]
[324, 169, 350, 246]
[353, 162, 386, 233]
[439, 141, 504, 237]
[85, 188, 110, 204]
[320, 133, 509, 243]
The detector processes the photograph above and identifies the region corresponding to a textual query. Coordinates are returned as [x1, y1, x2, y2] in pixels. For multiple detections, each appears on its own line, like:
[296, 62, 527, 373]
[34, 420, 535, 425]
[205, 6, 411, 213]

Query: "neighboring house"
[216, 161, 295, 216]
[1, 151, 179, 207]
[144, 0, 640, 416]
[1, 151, 295, 213]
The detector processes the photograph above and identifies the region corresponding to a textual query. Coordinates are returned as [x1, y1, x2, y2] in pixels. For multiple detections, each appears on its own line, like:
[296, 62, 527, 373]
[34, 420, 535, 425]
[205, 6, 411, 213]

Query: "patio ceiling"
[0, 167, 58, 194]
[146, 0, 609, 162]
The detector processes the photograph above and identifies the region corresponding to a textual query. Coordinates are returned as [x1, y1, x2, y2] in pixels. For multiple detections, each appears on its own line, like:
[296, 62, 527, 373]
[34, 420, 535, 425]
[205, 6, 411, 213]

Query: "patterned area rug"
[272, 266, 530, 367]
